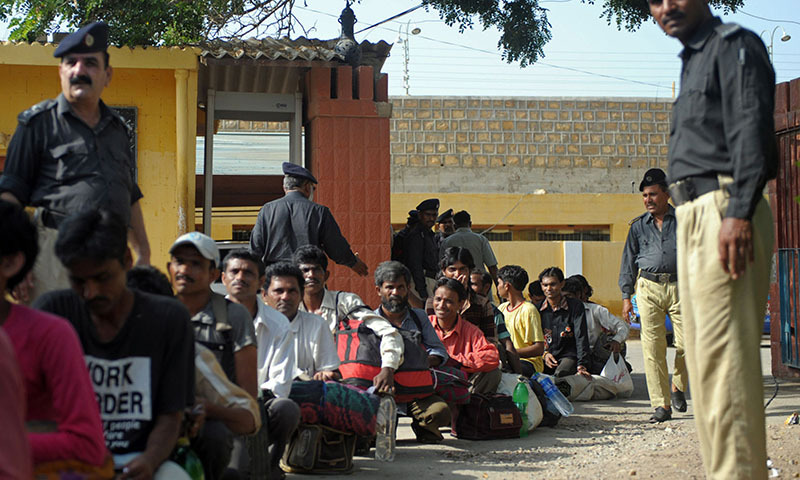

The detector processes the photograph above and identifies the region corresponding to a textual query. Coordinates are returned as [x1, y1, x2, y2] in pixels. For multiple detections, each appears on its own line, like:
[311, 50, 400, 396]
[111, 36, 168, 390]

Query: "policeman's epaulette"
[628, 213, 646, 226]
[715, 22, 742, 39]
[17, 99, 56, 125]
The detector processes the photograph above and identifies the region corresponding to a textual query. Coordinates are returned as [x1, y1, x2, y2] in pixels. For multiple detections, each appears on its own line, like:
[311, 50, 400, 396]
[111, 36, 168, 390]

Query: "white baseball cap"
[169, 232, 220, 267]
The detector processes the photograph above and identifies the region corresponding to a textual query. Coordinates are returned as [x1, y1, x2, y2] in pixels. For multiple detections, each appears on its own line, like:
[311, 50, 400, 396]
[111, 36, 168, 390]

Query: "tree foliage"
[0, 0, 746, 65]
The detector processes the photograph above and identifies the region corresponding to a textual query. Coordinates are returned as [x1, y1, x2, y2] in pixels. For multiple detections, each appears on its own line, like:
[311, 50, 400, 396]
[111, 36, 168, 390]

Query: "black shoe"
[649, 406, 672, 423]
[671, 389, 687, 412]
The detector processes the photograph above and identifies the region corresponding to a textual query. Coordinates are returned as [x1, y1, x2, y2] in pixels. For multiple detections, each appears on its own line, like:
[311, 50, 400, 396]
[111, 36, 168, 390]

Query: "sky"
[1, 0, 797, 98]
[289, 0, 800, 98]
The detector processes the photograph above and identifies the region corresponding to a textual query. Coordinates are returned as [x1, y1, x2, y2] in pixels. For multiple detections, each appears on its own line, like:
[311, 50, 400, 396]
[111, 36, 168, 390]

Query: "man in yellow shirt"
[496, 265, 544, 377]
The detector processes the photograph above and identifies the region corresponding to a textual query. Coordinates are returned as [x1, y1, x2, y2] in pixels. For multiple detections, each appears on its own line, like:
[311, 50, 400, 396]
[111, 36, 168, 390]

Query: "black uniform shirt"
[403, 224, 438, 300]
[618, 205, 678, 299]
[539, 296, 591, 369]
[250, 190, 357, 267]
[668, 17, 777, 219]
[0, 94, 142, 224]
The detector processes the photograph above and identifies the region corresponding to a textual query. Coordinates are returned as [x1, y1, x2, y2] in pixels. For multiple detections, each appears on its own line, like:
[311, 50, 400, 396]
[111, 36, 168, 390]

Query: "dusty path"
[302, 338, 800, 479]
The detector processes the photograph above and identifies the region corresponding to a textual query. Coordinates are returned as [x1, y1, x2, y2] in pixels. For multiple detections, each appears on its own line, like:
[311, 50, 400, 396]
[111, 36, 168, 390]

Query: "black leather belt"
[668, 175, 723, 206]
[639, 271, 677, 283]
[39, 209, 67, 230]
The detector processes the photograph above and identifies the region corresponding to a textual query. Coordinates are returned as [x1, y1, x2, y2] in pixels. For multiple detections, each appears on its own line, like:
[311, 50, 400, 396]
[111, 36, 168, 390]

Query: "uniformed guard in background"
[619, 168, 686, 424]
[250, 162, 368, 276]
[0, 21, 151, 302]
[648, 0, 777, 477]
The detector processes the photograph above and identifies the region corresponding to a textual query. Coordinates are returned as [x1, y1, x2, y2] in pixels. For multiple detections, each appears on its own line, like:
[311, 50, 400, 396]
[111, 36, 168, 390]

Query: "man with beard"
[619, 168, 686, 423]
[648, 0, 776, 475]
[34, 209, 193, 479]
[293, 245, 401, 392]
[0, 22, 150, 302]
[167, 233, 258, 479]
[372, 261, 450, 443]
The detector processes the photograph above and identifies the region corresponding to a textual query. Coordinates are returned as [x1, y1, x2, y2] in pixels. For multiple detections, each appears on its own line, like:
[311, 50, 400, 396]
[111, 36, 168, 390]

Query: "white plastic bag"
[600, 354, 634, 398]
[496, 372, 543, 430]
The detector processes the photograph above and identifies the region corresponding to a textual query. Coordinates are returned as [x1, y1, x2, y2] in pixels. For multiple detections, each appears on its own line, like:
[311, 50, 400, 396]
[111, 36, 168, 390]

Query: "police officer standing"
[619, 168, 686, 423]
[250, 162, 368, 276]
[401, 198, 440, 305]
[0, 22, 150, 302]
[648, 0, 777, 477]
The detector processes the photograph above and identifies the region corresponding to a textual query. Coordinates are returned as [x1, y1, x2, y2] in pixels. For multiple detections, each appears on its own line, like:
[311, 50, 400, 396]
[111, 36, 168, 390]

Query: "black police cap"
[416, 198, 439, 212]
[436, 209, 453, 223]
[53, 22, 109, 58]
[639, 168, 667, 191]
[282, 162, 317, 184]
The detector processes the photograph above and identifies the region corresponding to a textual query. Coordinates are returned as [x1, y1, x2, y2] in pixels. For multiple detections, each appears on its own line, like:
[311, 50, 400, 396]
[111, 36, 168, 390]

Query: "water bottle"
[173, 437, 205, 480]
[533, 372, 574, 417]
[512, 379, 529, 437]
[374, 394, 397, 462]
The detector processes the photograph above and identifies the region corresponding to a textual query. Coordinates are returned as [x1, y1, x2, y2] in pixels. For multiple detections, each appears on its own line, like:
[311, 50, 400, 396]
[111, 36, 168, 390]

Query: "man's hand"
[718, 217, 753, 280]
[609, 340, 622, 354]
[119, 453, 156, 480]
[455, 273, 469, 289]
[543, 352, 558, 369]
[373, 367, 395, 394]
[186, 403, 206, 439]
[428, 355, 443, 368]
[576, 365, 592, 380]
[312, 370, 341, 382]
[621, 299, 633, 324]
[350, 254, 369, 277]
[11, 271, 35, 304]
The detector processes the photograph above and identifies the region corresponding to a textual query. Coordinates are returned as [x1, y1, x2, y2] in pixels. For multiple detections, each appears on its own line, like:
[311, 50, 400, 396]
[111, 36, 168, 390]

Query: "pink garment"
[3, 304, 108, 466]
[0, 328, 32, 479]
[429, 314, 500, 373]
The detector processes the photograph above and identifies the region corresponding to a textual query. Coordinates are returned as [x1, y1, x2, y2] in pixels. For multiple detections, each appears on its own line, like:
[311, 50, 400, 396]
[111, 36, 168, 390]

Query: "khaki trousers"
[468, 368, 502, 395]
[676, 188, 772, 480]
[636, 276, 687, 409]
[408, 394, 451, 441]
[30, 219, 70, 303]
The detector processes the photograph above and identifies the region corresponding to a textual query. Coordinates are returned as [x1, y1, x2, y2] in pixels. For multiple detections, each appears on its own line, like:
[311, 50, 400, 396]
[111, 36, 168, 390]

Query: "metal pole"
[203, 89, 215, 236]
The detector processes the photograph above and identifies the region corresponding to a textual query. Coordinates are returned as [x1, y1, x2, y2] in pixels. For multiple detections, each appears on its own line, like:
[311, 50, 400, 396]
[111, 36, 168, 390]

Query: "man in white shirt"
[293, 245, 401, 392]
[221, 249, 298, 480]
[261, 261, 340, 381]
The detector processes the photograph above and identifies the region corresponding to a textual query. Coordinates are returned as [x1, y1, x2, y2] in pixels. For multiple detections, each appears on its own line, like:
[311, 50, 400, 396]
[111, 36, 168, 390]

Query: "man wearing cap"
[398, 198, 440, 304]
[0, 22, 150, 302]
[649, 0, 777, 476]
[442, 210, 499, 286]
[434, 208, 455, 252]
[619, 168, 686, 423]
[250, 162, 368, 277]
[167, 232, 259, 479]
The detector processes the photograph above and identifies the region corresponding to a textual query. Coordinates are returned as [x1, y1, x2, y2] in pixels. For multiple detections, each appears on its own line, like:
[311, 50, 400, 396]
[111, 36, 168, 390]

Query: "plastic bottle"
[173, 437, 205, 480]
[512, 379, 530, 437]
[374, 394, 397, 462]
[533, 372, 574, 417]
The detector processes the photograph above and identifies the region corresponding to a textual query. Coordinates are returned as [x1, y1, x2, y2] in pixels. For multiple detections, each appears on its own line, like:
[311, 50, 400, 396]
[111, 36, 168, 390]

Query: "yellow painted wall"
[0, 45, 198, 270]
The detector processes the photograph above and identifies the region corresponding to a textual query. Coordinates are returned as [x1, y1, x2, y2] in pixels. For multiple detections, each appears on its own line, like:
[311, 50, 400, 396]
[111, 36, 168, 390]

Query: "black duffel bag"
[453, 393, 522, 440]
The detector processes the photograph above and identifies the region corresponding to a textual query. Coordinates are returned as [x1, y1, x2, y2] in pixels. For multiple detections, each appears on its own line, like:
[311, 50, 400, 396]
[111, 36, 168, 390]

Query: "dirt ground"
[302, 338, 800, 480]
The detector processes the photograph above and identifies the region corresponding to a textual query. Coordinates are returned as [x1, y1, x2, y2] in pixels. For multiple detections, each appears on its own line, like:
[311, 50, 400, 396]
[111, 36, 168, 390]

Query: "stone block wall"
[389, 97, 673, 194]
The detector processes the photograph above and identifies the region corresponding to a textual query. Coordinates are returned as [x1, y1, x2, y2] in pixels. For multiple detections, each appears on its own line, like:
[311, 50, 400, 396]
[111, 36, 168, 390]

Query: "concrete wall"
[390, 96, 672, 195]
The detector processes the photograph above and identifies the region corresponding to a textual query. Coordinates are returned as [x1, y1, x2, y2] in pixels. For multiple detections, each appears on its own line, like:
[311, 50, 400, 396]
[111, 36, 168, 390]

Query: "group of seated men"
[0, 200, 629, 480]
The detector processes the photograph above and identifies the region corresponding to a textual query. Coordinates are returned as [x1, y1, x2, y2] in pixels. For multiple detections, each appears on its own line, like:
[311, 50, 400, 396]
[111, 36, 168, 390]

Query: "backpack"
[195, 293, 237, 383]
[336, 307, 434, 403]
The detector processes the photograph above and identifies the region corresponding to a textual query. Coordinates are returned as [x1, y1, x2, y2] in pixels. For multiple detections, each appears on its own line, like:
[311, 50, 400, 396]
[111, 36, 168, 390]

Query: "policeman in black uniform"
[619, 168, 686, 424]
[0, 22, 150, 301]
[250, 162, 368, 276]
[400, 198, 439, 304]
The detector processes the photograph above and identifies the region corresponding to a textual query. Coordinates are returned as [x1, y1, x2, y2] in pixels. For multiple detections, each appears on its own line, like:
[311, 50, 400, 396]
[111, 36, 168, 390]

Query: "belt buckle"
[658, 273, 670, 283]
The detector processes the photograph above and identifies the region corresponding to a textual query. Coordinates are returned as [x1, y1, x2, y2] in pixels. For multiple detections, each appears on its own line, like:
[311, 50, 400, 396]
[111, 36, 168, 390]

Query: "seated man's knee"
[192, 420, 234, 480]
[267, 397, 301, 438]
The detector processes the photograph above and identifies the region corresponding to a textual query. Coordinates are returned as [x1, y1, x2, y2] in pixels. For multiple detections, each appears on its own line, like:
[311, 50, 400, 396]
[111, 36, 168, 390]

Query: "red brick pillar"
[304, 66, 391, 305]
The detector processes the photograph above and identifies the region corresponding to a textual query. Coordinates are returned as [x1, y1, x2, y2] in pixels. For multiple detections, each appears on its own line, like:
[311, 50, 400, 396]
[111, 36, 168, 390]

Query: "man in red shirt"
[429, 277, 501, 394]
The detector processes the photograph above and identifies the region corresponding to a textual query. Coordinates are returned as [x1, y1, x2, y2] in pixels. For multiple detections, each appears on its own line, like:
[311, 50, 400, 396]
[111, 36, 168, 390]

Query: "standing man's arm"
[406, 232, 428, 301]
[481, 235, 499, 286]
[319, 208, 368, 276]
[128, 201, 150, 266]
[619, 224, 640, 321]
[119, 411, 182, 479]
[0, 119, 42, 208]
[250, 207, 268, 265]
[717, 32, 777, 279]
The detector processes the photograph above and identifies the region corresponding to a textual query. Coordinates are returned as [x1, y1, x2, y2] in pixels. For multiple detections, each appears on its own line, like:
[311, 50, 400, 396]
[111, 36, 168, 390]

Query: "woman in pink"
[0, 200, 111, 477]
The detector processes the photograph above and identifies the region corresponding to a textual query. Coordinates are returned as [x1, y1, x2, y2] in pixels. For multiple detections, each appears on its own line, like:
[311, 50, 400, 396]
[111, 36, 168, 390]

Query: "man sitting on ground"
[528, 280, 545, 307]
[563, 276, 630, 374]
[538, 267, 592, 379]
[429, 277, 501, 394]
[220, 250, 298, 480]
[373, 261, 451, 443]
[292, 245, 401, 391]
[167, 233, 258, 479]
[35, 209, 194, 479]
[497, 265, 545, 378]
[0, 200, 110, 477]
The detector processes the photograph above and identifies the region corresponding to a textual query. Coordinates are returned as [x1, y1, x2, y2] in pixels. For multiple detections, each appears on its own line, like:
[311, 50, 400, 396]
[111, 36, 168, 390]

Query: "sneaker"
[649, 406, 672, 423]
